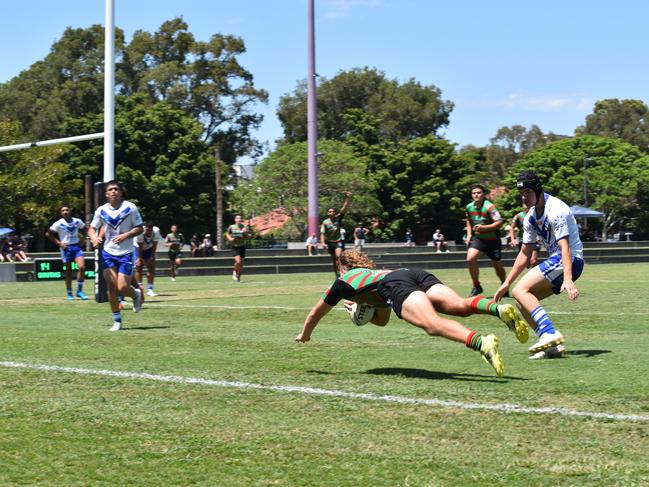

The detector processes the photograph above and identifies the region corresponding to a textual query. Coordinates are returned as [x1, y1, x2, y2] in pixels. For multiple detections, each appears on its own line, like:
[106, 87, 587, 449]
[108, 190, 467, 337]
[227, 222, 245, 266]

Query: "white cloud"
[323, 0, 384, 19]
[499, 93, 593, 112]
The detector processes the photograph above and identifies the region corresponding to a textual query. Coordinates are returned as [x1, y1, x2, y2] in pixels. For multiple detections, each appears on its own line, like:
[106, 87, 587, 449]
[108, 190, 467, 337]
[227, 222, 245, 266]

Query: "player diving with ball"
[295, 249, 530, 378]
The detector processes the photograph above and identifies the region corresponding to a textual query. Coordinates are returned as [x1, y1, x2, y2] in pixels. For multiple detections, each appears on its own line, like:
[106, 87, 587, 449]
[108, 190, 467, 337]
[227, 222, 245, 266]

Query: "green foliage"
[0, 121, 80, 237]
[577, 99, 649, 152]
[61, 94, 217, 233]
[500, 135, 649, 238]
[0, 18, 267, 160]
[277, 67, 453, 144]
[230, 140, 380, 236]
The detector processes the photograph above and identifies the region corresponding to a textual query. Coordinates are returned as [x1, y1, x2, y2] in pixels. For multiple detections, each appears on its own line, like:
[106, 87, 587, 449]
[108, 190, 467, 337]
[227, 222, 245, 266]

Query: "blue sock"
[66, 288, 73, 296]
[77, 281, 84, 293]
[530, 306, 556, 336]
[112, 311, 122, 323]
[147, 283, 153, 291]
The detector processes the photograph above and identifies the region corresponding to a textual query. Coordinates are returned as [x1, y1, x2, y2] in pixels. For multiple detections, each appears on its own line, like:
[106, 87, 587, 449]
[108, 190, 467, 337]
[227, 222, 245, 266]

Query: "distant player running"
[509, 203, 539, 267]
[295, 250, 530, 378]
[88, 180, 144, 331]
[136, 222, 162, 297]
[465, 184, 507, 297]
[164, 224, 185, 281]
[226, 215, 253, 282]
[321, 191, 352, 276]
[46, 205, 89, 301]
[494, 171, 585, 359]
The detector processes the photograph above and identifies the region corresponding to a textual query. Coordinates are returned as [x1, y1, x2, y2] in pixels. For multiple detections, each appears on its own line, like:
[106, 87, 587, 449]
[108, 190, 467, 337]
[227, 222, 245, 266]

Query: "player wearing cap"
[494, 170, 585, 359]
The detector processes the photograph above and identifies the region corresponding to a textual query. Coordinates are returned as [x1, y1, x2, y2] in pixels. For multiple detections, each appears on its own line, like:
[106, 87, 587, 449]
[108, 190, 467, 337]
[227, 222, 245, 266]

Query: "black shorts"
[469, 238, 502, 261]
[377, 269, 442, 319]
[326, 241, 345, 255]
[232, 245, 246, 258]
[168, 250, 182, 261]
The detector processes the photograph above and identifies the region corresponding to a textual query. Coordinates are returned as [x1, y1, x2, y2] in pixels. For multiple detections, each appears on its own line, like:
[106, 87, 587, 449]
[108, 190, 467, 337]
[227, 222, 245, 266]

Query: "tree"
[501, 135, 649, 239]
[577, 99, 649, 152]
[0, 18, 268, 161]
[277, 67, 453, 144]
[229, 140, 380, 237]
[0, 120, 80, 249]
[61, 94, 217, 234]
[480, 125, 562, 186]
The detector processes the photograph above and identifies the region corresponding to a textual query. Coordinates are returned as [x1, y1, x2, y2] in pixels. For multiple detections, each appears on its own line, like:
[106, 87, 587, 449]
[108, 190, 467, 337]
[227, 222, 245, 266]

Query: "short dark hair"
[145, 221, 154, 227]
[471, 184, 487, 193]
[104, 180, 121, 191]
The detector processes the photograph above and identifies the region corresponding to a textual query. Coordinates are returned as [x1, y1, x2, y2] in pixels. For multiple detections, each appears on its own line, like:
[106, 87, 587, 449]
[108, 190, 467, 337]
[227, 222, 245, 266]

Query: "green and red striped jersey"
[465, 199, 503, 240]
[320, 213, 344, 243]
[322, 268, 392, 307]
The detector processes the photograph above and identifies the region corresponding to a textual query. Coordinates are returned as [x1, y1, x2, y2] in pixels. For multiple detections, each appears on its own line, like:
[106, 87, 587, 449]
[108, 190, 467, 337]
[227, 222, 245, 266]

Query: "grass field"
[1, 263, 649, 486]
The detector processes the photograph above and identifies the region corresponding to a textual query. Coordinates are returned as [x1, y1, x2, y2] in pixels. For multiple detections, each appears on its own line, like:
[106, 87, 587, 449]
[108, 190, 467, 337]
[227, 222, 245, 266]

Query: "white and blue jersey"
[49, 217, 85, 263]
[136, 226, 162, 260]
[523, 193, 584, 293]
[91, 201, 143, 257]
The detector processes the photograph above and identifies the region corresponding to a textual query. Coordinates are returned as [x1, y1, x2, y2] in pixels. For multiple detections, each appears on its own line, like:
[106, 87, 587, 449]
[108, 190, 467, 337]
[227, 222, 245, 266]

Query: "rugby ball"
[348, 302, 375, 326]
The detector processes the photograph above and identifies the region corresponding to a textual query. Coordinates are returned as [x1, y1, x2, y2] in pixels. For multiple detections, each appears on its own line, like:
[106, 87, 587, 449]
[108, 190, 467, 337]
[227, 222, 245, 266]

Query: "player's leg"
[466, 246, 483, 296]
[511, 266, 562, 355]
[146, 258, 157, 296]
[64, 265, 74, 300]
[400, 290, 504, 377]
[334, 245, 344, 276]
[74, 253, 88, 300]
[425, 276, 528, 343]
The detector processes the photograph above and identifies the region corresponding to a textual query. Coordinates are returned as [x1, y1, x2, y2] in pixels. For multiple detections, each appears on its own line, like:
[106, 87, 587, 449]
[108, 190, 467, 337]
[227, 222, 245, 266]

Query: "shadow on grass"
[124, 326, 171, 331]
[365, 367, 526, 383]
[565, 349, 611, 358]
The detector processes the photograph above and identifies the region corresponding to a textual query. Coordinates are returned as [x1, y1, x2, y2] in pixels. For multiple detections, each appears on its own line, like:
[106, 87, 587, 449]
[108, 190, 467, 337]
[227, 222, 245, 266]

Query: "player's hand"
[509, 239, 518, 249]
[560, 279, 579, 301]
[295, 332, 310, 343]
[59, 242, 68, 250]
[493, 282, 510, 302]
[343, 300, 354, 313]
[344, 191, 352, 197]
[90, 236, 102, 247]
[473, 224, 483, 234]
[135, 258, 142, 267]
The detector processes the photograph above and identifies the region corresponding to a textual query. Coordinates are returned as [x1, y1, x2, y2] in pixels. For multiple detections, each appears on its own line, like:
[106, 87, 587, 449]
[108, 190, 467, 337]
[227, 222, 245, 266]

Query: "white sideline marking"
[2, 361, 648, 423]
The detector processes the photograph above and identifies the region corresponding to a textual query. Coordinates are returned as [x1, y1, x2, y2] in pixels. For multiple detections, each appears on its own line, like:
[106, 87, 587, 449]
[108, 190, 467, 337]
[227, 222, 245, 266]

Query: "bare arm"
[558, 238, 579, 300]
[112, 225, 143, 245]
[45, 229, 64, 248]
[474, 219, 504, 234]
[295, 299, 333, 342]
[494, 244, 534, 301]
[465, 219, 472, 245]
[508, 221, 518, 248]
[339, 191, 352, 215]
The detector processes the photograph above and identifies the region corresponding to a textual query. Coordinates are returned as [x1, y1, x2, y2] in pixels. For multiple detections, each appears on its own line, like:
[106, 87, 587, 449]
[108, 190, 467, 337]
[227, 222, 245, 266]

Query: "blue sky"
[1, 0, 648, 157]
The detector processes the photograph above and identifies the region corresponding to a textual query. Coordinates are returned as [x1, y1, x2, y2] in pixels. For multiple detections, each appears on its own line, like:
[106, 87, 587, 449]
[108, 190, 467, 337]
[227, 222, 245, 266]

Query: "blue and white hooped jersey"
[523, 193, 583, 260]
[91, 200, 143, 256]
[49, 217, 85, 245]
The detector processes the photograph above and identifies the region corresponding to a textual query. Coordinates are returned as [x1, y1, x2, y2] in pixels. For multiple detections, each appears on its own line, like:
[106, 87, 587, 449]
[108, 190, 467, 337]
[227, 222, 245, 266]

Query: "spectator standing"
[164, 224, 185, 282]
[190, 233, 201, 257]
[226, 215, 252, 282]
[353, 224, 370, 251]
[405, 228, 414, 247]
[46, 205, 89, 300]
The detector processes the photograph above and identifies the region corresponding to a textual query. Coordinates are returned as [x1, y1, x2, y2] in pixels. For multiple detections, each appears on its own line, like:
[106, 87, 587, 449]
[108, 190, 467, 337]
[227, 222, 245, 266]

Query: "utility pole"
[215, 147, 224, 250]
[306, 0, 319, 236]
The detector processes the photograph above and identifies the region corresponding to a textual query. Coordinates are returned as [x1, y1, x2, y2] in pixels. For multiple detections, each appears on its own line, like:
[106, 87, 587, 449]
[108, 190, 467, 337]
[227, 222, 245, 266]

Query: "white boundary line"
[2, 361, 648, 423]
